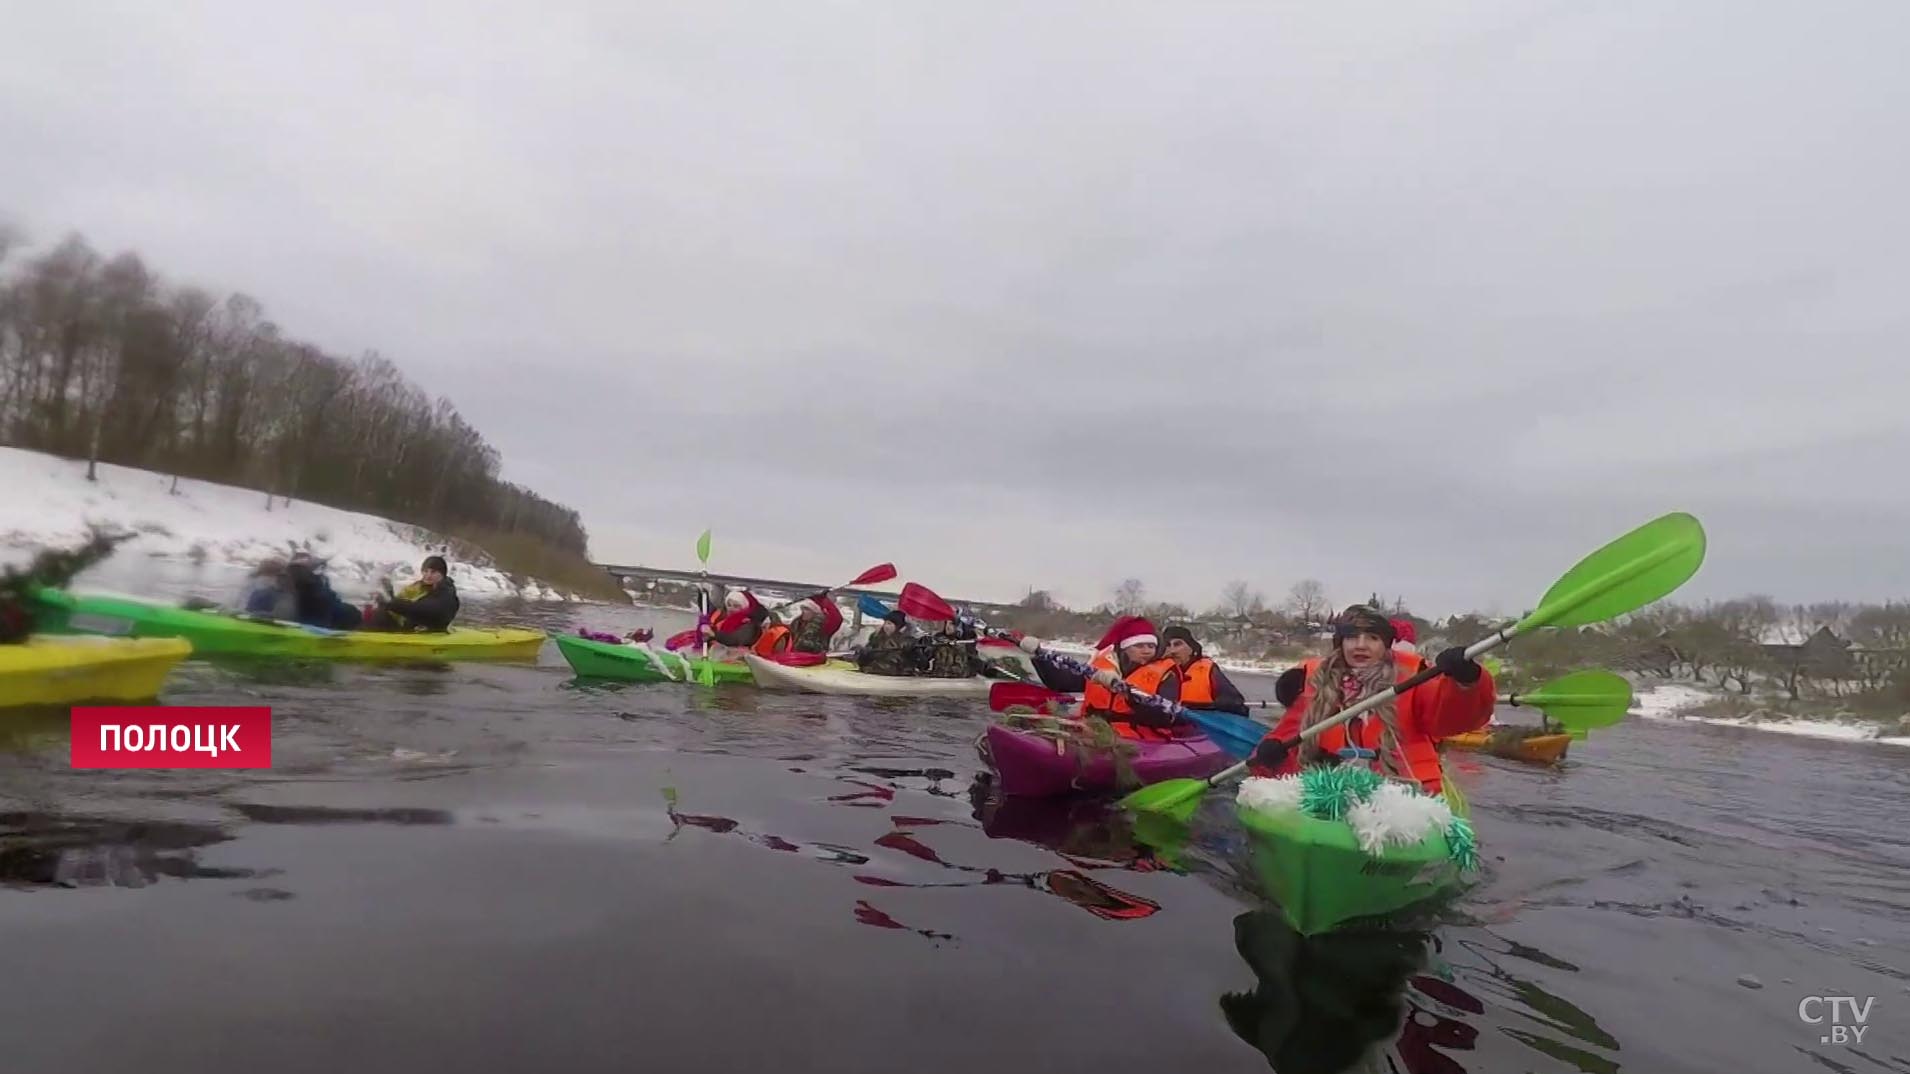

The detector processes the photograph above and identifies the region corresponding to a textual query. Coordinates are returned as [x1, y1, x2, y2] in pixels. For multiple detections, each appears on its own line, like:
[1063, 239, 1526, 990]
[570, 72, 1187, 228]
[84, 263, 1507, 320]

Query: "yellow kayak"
[0, 636, 193, 709]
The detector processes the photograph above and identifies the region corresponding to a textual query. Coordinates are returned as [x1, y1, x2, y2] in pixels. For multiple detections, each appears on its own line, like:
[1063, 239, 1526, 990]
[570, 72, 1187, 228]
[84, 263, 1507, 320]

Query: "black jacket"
[385, 578, 460, 632]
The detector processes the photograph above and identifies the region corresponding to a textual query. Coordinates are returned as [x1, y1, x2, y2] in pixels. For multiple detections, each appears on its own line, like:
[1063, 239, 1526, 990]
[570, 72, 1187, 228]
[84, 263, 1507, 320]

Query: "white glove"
[1017, 634, 1043, 655]
[1091, 668, 1123, 690]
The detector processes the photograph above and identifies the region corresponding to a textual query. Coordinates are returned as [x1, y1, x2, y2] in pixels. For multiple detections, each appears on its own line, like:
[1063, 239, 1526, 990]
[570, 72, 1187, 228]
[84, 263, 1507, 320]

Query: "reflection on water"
[2, 589, 1907, 1074]
[0, 813, 251, 889]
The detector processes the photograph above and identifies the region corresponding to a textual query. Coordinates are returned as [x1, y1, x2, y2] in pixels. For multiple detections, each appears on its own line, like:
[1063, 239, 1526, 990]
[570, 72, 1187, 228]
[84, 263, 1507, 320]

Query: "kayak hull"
[1237, 794, 1469, 936]
[554, 634, 752, 684]
[30, 590, 545, 662]
[742, 653, 995, 698]
[1, 636, 192, 709]
[1445, 728, 1572, 764]
[982, 722, 1231, 798]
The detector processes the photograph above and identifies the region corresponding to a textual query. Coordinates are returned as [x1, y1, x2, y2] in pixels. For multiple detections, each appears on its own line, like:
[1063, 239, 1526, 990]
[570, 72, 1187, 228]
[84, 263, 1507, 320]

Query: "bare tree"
[1220, 580, 1267, 619]
[1112, 578, 1147, 615]
[1286, 579, 1330, 625]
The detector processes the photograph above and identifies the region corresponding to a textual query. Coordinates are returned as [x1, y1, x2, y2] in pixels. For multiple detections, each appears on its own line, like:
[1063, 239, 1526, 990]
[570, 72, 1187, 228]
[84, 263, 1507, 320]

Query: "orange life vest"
[1289, 654, 1447, 792]
[752, 624, 791, 657]
[1079, 650, 1181, 741]
[1179, 657, 1218, 706]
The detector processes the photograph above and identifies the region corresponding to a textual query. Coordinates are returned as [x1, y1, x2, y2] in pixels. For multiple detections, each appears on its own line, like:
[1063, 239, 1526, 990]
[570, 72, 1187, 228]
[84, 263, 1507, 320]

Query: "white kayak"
[742, 653, 997, 698]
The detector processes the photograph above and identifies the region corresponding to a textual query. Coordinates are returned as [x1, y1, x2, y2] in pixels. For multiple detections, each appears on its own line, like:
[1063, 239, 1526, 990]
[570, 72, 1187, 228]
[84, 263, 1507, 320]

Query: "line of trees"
[1009, 577, 1908, 715]
[0, 227, 588, 558]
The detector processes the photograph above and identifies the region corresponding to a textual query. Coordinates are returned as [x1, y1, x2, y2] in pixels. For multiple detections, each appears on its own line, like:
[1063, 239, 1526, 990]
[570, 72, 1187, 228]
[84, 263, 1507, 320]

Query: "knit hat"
[1160, 624, 1202, 657]
[883, 609, 908, 627]
[1097, 615, 1159, 652]
[422, 555, 448, 575]
[1332, 604, 1396, 645]
[724, 588, 749, 611]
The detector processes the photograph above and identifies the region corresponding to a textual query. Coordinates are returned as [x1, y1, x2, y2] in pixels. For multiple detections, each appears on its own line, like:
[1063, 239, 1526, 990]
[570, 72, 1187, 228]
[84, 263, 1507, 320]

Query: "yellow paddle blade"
[1118, 777, 1210, 822]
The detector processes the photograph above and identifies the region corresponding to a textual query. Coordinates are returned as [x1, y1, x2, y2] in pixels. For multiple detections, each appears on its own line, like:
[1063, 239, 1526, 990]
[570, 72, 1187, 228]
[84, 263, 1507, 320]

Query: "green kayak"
[1236, 782, 1472, 936]
[30, 588, 546, 662]
[553, 633, 753, 684]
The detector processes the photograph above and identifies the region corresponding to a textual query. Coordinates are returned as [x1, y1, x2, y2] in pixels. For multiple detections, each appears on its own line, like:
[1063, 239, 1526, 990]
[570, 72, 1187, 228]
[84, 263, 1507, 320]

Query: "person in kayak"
[1008, 616, 1186, 740]
[706, 588, 770, 650]
[855, 610, 917, 676]
[1251, 604, 1491, 794]
[1160, 624, 1250, 716]
[287, 554, 362, 630]
[239, 558, 297, 620]
[366, 555, 460, 631]
[785, 594, 843, 655]
[920, 617, 982, 678]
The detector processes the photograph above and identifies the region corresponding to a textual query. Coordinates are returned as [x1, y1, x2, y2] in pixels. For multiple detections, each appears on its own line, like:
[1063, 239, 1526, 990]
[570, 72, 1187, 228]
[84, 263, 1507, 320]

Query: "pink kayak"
[982, 723, 1231, 798]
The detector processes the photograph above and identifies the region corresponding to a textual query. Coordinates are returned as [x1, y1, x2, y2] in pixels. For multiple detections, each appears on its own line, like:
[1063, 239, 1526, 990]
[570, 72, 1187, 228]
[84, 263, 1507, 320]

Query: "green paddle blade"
[696, 528, 713, 565]
[1118, 777, 1211, 822]
[1520, 512, 1706, 631]
[1519, 669, 1633, 735]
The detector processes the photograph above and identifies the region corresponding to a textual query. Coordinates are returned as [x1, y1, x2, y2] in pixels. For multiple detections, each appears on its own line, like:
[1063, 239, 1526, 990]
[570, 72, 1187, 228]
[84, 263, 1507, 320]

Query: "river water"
[2, 579, 1906, 1073]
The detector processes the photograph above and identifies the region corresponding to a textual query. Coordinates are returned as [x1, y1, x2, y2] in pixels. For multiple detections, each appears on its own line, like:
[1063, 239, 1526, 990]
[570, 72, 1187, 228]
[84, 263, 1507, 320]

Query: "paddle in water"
[1118, 511, 1706, 820]
[1504, 668, 1633, 738]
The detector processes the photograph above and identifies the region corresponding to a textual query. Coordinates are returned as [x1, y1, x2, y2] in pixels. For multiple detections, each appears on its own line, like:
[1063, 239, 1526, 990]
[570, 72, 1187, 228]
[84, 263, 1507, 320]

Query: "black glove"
[1251, 737, 1293, 772]
[1435, 646, 1483, 686]
[1274, 666, 1306, 707]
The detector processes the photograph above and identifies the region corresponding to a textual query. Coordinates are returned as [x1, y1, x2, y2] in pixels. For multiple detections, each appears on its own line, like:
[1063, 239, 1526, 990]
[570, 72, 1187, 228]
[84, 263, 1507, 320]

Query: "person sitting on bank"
[367, 555, 460, 632]
[1161, 624, 1251, 716]
[855, 610, 917, 676]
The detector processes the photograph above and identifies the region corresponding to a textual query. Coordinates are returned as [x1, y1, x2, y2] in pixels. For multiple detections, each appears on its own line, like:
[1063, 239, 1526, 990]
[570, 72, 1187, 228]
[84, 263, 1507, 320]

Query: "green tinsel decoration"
[1297, 764, 1383, 821]
[1444, 816, 1480, 872]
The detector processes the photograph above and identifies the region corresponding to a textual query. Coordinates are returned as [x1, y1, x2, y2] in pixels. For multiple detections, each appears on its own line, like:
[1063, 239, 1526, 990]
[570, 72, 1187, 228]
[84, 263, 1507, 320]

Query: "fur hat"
[1332, 605, 1396, 645]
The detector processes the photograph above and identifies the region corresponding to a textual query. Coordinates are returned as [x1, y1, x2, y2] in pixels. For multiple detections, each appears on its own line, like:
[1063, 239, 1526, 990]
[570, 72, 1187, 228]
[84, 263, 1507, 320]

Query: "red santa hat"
[1096, 615, 1159, 652]
[1390, 617, 1419, 653]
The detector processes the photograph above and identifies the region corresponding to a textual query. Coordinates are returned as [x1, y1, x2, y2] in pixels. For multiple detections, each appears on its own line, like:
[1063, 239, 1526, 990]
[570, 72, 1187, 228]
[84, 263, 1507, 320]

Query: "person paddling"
[1161, 624, 1250, 716]
[1250, 604, 1491, 793]
[368, 555, 460, 632]
[706, 588, 770, 652]
[785, 593, 844, 655]
[855, 610, 917, 676]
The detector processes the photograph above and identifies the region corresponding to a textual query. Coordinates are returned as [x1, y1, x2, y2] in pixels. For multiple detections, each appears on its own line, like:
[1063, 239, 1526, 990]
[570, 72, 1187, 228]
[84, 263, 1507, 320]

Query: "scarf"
[1298, 649, 1409, 778]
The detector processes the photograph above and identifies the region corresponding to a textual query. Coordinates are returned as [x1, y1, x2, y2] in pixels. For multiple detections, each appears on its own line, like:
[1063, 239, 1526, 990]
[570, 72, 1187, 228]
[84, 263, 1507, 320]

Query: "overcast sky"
[3, 1, 1905, 615]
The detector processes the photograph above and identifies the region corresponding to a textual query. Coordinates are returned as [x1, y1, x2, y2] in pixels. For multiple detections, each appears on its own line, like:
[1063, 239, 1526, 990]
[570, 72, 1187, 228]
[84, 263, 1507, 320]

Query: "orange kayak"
[1444, 728, 1571, 765]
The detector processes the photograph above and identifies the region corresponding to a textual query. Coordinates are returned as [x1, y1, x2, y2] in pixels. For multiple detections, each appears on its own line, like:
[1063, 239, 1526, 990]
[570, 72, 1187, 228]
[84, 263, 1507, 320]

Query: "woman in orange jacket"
[1251, 605, 1491, 794]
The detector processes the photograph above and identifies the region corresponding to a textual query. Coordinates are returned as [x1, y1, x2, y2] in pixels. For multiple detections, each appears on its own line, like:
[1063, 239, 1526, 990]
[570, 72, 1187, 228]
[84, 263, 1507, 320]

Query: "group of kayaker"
[236, 554, 462, 634]
[853, 611, 990, 679]
[1012, 603, 1493, 793]
[688, 586, 844, 659]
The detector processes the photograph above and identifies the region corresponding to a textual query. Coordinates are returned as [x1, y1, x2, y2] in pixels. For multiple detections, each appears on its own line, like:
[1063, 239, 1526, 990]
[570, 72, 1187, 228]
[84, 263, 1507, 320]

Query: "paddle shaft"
[1197, 629, 1520, 789]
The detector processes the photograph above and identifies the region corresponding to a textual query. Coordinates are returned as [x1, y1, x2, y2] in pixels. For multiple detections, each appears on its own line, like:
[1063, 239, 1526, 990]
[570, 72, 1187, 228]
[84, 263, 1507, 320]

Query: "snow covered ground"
[1632, 681, 1910, 748]
[0, 446, 577, 602]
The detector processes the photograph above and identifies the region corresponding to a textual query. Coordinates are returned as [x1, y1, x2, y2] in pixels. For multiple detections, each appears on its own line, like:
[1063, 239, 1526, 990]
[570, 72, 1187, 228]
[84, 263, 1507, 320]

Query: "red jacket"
[1258, 652, 1492, 793]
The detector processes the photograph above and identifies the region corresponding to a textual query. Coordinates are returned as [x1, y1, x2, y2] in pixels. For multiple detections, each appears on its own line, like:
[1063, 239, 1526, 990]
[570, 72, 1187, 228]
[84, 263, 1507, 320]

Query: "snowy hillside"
[0, 446, 574, 601]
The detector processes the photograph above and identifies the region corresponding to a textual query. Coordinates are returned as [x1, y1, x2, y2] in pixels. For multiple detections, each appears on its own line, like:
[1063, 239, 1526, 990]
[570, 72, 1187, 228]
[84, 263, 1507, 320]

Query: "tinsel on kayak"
[0, 527, 130, 644]
[1236, 765, 1479, 872]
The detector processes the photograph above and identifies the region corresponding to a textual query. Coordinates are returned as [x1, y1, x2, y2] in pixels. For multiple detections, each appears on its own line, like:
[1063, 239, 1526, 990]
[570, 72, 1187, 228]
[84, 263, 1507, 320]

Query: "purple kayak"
[982, 723, 1231, 798]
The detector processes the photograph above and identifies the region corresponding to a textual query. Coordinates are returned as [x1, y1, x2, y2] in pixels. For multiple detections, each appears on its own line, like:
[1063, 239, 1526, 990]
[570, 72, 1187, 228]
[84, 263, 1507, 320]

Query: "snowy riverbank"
[0, 446, 580, 602]
[1632, 682, 1910, 748]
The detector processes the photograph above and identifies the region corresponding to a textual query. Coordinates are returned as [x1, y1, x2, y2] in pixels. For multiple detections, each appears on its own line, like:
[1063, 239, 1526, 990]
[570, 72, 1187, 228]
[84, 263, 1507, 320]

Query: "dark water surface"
[3, 598, 1907, 1074]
